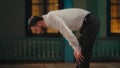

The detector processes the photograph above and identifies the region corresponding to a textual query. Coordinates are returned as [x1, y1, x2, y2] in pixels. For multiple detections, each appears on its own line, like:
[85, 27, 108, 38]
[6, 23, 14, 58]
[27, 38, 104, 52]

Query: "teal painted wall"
[97, 0, 107, 37]
[73, 0, 87, 9]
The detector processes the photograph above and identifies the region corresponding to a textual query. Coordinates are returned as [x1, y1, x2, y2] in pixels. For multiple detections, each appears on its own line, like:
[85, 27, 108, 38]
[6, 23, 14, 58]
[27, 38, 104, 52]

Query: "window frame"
[107, 0, 120, 37]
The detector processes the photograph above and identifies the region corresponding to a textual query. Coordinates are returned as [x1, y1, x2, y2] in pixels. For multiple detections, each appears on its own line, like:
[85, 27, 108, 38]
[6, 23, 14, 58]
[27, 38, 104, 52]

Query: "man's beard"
[41, 27, 47, 34]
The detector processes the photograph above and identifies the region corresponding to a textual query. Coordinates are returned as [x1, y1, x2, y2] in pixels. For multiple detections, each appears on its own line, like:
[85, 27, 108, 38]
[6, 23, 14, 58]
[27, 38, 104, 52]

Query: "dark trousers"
[76, 13, 100, 68]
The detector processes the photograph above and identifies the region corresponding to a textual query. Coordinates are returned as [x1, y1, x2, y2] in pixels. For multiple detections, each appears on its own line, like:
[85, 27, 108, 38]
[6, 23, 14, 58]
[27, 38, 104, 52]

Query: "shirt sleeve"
[47, 13, 81, 51]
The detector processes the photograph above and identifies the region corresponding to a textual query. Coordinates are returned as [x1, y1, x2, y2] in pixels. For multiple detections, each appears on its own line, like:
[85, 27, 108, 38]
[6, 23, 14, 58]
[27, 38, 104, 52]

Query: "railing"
[0, 37, 120, 62]
[0, 37, 64, 62]
[92, 38, 120, 61]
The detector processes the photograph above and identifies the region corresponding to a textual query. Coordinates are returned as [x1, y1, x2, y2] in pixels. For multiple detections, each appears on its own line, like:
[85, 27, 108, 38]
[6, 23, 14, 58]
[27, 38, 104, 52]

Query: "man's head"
[28, 16, 47, 34]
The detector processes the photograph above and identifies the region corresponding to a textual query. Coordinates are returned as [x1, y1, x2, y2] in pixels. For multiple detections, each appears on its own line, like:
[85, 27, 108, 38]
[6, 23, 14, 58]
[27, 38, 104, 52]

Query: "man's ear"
[30, 26, 36, 33]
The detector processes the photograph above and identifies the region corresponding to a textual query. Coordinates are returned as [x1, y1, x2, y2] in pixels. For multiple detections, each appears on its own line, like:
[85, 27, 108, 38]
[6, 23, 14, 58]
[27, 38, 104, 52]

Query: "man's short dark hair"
[28, 16, 43, 27]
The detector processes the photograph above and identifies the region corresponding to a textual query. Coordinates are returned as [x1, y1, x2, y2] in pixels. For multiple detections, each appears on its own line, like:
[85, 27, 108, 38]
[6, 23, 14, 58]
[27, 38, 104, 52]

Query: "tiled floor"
[0, 62, 120, 68]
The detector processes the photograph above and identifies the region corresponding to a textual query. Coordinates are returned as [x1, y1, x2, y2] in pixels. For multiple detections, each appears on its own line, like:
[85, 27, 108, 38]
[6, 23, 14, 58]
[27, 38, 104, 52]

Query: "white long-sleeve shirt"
[42, 8, 90, 51]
